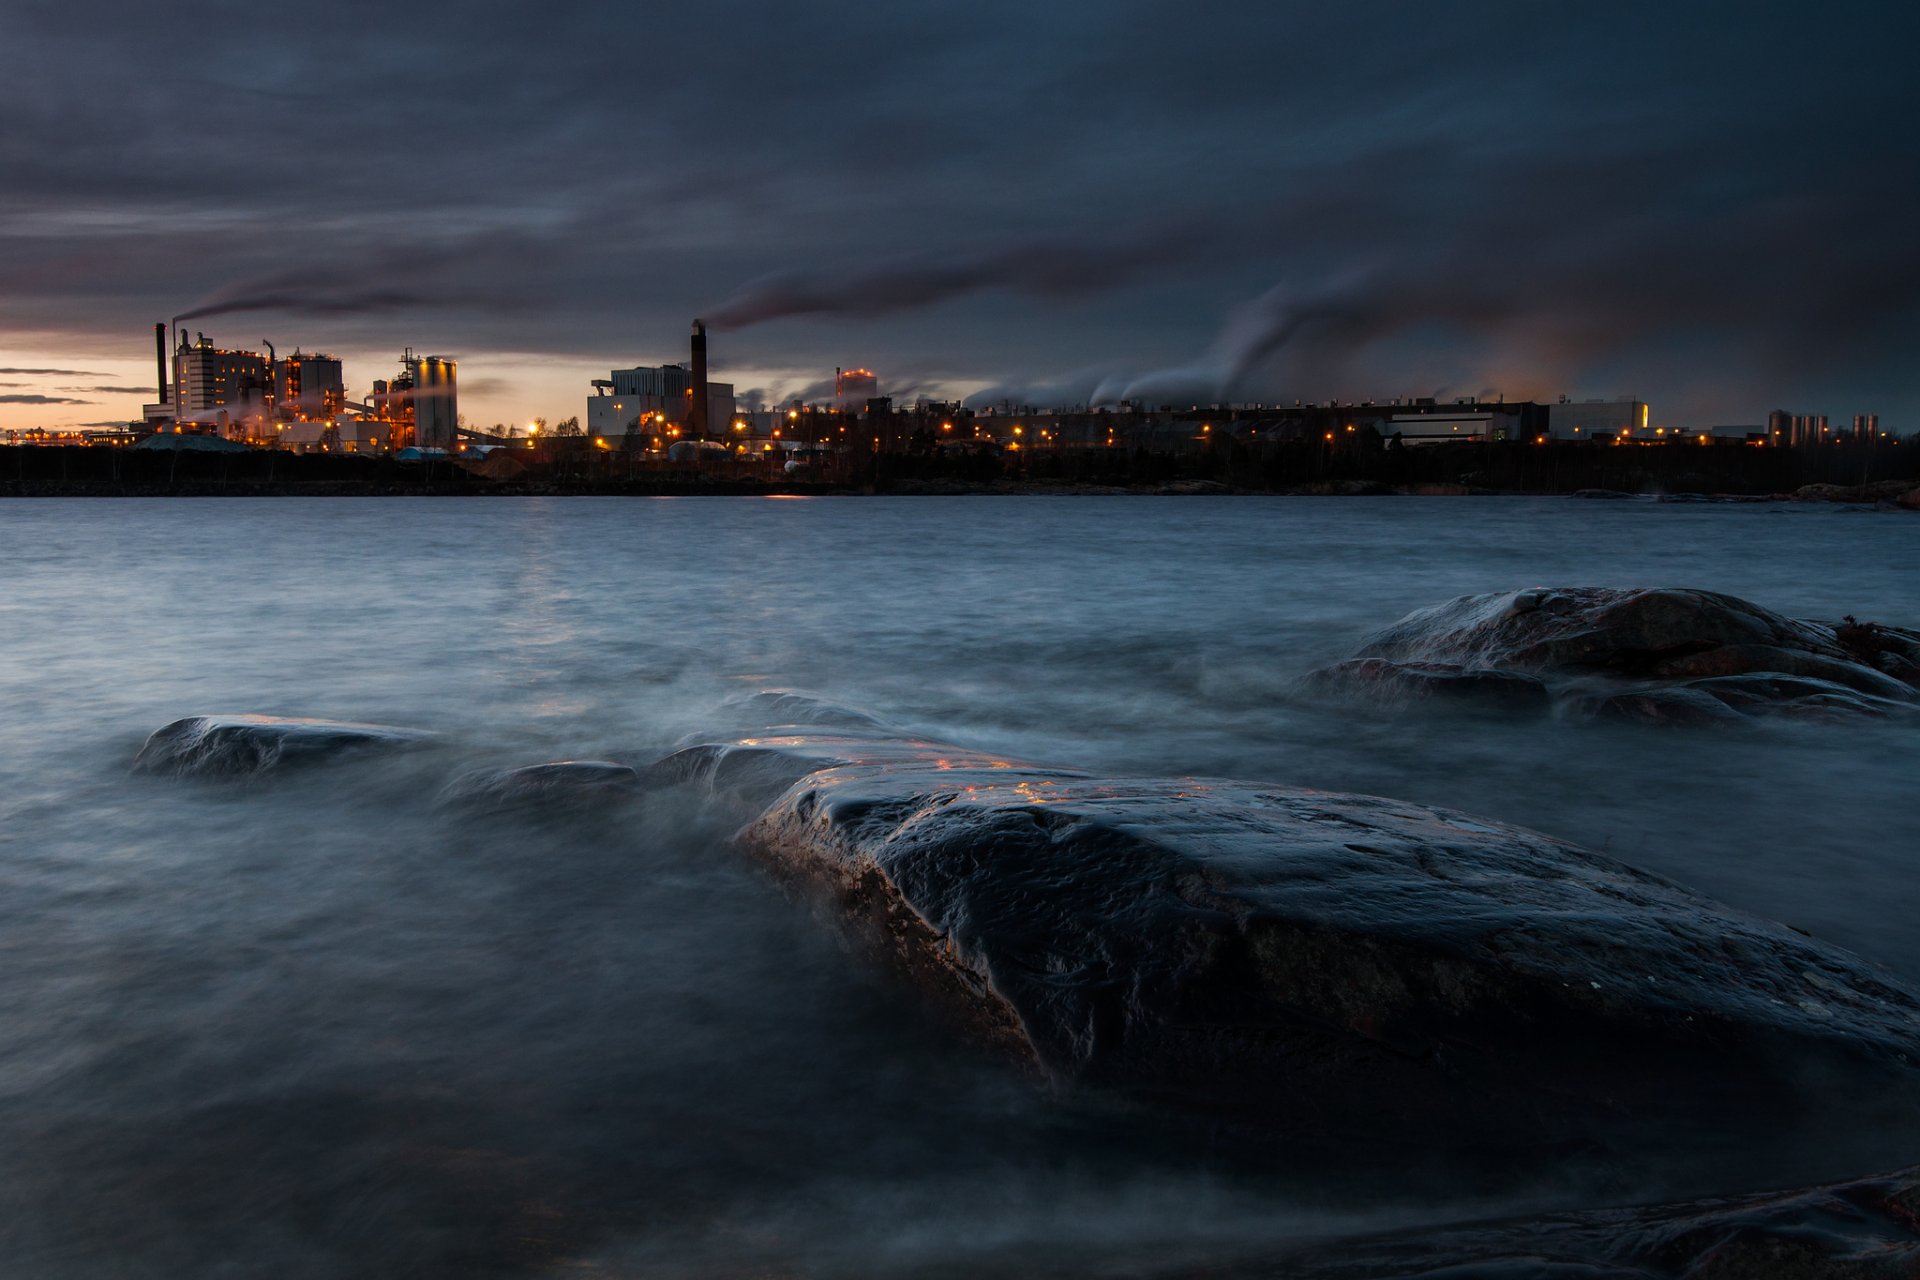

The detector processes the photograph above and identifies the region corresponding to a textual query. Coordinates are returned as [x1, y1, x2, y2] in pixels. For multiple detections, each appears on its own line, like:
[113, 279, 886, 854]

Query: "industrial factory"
[1, 314, 1902, 472]
[137, 322, 458, 455]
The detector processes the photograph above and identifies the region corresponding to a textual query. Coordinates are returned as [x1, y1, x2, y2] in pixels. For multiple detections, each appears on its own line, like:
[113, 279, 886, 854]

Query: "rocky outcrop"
[132, 714, 435, 778]
[438, 760, 641, 810]
[651, 727, 1920, 1187]
[1303, 588, 1920, 722]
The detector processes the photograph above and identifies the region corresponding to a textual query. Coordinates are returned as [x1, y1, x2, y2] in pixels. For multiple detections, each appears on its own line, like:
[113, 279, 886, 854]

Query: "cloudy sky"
[2, 0, 1916, 432]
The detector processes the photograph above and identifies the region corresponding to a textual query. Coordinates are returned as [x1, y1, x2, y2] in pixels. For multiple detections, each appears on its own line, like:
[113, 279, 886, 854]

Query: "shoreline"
[2, 478, 1916, 504]
[2, 443, 1914, 503]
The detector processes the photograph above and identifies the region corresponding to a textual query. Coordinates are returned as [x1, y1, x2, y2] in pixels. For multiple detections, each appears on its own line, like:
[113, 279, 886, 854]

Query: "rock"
[1794, 480, 1920, 505]
[1570, 685, 1749, 727]
[1899, 486, 1920, 512]
[653, 729, 1920, 1186]
[1681, 673, 1915, 719]
[1308, 588, 1920, 722]
[438, 760, 641, 810]
[133, 714, 434, 778]
[1826, 616, 1920, 689]
[1296, 658, 1552, 713]
[1647, 642, 1918, 701]
[1570, 488, 1637, 499]
[1357, 588, 1845, 674]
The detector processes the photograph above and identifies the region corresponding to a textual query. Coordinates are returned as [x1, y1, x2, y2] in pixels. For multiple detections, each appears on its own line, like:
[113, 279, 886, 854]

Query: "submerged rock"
[1304, 588, 1920, 722]
[1216, 1164, 1920, 1279]
[713, 688, 894, 733]
[438, 760, 641, 810]
[1297, 658, 1552, 713]
[133, 714, 434, 778]
[653, 729, 1920, 1184]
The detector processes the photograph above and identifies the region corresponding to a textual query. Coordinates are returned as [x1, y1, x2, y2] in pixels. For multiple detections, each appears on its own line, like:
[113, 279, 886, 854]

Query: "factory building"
[1374, 408, 1526, 445]
[272, 349, 346, 421]
[586, 327, 735, 440]
[1768, 410, 1883, 447]
[409, 353, 457, 450]
[1546, 399, 1649, 441]
[173, 331, 270, 416]
[367, 350, 457, 451]
[835, 367, 878, 411]
[589, 363, 689, 437]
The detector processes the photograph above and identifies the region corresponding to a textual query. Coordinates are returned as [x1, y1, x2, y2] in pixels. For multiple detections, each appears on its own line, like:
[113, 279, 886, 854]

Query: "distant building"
[1375, 408, 1523, 445]
[1546, 399, 1648, 441]
[409, 353, 457, 451]
[835, 367, 877, 411]
[274, 350, 345, 421]
[587, 362, 733, 441]
[173, 331, 270, 417]
[365, 350, 456, 450]
[1791, 414, 1830, 447]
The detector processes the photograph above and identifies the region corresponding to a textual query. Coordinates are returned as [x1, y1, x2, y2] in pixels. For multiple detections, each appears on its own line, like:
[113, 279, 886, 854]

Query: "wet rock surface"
[438, 760, 641, 810]
[132, 714, 435, 778]
[653, 726, 1920, 1191]
[1304, 587, 1920, 723]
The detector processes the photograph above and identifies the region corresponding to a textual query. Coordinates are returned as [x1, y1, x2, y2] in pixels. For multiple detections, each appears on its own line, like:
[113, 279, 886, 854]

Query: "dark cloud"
[1, 0, 1916, 423]
[0, 368, 97, 376]
[62, 384, 150, 394]
[0, 394, 92, 404]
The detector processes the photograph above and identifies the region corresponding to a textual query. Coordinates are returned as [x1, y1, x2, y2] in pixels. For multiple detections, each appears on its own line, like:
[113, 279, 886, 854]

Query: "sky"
[2, 0, 1917, 433]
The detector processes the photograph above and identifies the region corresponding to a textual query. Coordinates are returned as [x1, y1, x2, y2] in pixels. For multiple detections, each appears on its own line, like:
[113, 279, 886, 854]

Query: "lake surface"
[2, 495, 1917, 1277]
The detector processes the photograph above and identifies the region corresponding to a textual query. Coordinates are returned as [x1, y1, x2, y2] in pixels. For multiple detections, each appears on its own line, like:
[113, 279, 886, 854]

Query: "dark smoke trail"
[172, 289, 435, 326]
[707, 222, 1214, 330]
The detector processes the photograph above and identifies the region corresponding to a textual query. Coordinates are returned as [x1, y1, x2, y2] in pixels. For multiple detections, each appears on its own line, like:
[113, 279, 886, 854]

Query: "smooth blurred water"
[1, 494, 1916, 1277]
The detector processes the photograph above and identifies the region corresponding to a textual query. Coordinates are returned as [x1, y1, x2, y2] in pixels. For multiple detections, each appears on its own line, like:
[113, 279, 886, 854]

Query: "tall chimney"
[690, 319, 709, 439]
[154, 322, 169, 405]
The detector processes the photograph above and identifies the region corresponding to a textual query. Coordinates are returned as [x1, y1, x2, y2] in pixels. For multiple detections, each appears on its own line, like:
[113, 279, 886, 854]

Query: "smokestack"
[154, 322, 169, 405]
[691, 319, 709, 439]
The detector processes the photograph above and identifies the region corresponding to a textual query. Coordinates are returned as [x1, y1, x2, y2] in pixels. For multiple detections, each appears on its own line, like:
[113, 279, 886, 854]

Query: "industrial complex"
[126, 322, 459, 456]
[0, 317, 1903, 472]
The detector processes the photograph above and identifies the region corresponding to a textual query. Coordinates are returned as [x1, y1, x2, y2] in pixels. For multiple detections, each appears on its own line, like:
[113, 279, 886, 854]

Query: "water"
[1, 495, 1916, 1277]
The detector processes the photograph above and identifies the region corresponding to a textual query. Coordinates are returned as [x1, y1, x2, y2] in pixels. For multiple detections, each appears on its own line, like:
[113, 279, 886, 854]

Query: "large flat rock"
[653, 730, 1920, 1185]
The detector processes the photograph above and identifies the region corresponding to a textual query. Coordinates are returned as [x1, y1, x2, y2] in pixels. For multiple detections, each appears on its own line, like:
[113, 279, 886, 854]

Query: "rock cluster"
[133, 679, 1920, 1216]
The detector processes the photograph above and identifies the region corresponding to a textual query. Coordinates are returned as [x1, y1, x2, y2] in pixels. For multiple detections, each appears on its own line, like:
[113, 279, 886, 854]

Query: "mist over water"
[1, 495, 1916, 1276]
